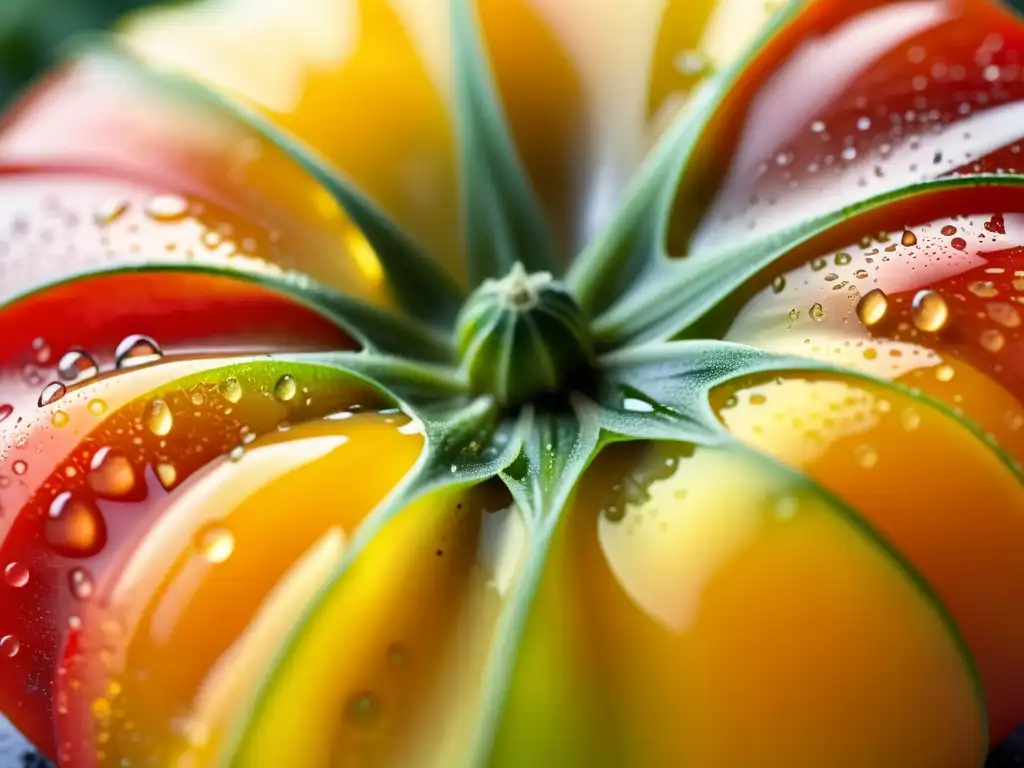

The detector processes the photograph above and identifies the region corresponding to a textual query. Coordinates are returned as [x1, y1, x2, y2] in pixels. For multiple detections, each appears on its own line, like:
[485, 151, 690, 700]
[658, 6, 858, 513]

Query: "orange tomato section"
[54, 413, 423, 766]
[0, 355, 380, 756]
[499, 441, 987, 766]
[714, 374, 1024, 744]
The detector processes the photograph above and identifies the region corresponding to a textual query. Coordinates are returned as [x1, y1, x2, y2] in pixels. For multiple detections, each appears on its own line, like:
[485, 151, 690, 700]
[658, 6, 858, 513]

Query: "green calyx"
[456, 263, 594, 407]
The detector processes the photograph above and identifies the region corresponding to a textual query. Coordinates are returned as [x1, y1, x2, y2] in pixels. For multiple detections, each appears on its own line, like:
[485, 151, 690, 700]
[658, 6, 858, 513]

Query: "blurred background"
[0, 0, 157, 109]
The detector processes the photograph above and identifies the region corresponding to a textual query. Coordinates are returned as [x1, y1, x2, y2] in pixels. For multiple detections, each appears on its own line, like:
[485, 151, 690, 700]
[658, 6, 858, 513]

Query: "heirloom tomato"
[2, 0, 1024, 766]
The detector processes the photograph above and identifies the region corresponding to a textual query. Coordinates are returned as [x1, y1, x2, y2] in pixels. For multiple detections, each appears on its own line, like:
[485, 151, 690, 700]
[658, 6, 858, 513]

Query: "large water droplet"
[900, 230, 918, 247]
[0, 404, 12, 423]
[115, 334, 163, 369]
[155, 462, 178, 490]
[46, 492, 107, 558]
[911, 290, 949, 332]
[969, 281, 999, 298]
[856, 289, 888, 327]
[987, 302, 1021, 329]
[38, 381, 67, 407]
[274, 374, 297, 402]
[145, 398, 174, 437]
[145, 194, 189, 222]
[0, 635, 20, 658]
[88, 447, 138, 499]
[809, 303, 826, 321]
[980, 328, 1006, 353]
[195, 524, 235, 564]
[57, 350, 99, 382]
[3, 562, 29, 588]
[12, 460, 27, 476]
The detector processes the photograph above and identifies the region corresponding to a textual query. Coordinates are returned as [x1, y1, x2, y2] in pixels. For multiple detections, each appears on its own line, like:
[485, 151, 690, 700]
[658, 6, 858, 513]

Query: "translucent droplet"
[941, 225, 957, 236]
[38, 381, 67, 407]
[46, 492, 106, 558]
[834, 252, 852, 266]
[4, 562, 29, 588]
[274, 374, 297, 402]
[228, 446, 245, 462]
[57, 350, 99, 382]
[32, 338, 51, 365]
[900, 230, 918, 247]
[88, 447, 137, 499]
[115, 334, 163, 369]
[969, 281, 999, 298]
[911, 290, 949, 332]
[934, 364, 955, 382]
[145, 398, 173, 436]
[68, 567, 95, 600]
[673, 50, 709, 76]
[901, 408, 922, 431]
[195, 524, 234, 564]
[980, 328, 1006, 353]
[0, 635, 20, 658]
[220, 376, 243, 404]
[809, 303, 826, 321]
[88, 399, 107, 416]
[788, 308, 800, 322]
[855, 444, 879, 469]
[987, 302, 1021, 328]
[155, 462, 178, 490]
[345, 691, 381, 731]
[51, 411, 69, 429]
[951, 237, 967, 251]
[94, 199, 129, 227]
[145, 194, 189, 222]
[12, 460, 27, 476]
[0, 404, 11, 423]
[771, 275, 786, 294]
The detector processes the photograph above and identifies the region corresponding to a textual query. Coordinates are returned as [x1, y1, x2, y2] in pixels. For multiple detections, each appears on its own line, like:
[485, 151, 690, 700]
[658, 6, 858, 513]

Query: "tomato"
[1, 0, 1024, 766]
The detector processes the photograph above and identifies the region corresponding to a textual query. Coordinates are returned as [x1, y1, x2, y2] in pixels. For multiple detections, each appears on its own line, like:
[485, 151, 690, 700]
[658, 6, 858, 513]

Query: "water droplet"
[941, 225, 957, 236]
[145, 194, 189, 222]
[94, 199, 129, 227]
[987, 302, 1021, 328]
[38, 381, 67, 407]
[345, 691, 381, 731]
[32, 338, 51, 365]
[772, 495, 799, 520]
[771, 275, 786, 294]
[810, 120, 826, 133]
[145, 398, 173, 436]
[856, 116, 872, 131]
[220, 376, 243, 404]
[195, 524, 234, 564]
[969, 281, 999, 298]
[0, 404, 11, 423]
[824, 272, 840, 282]
[855, 444, 879, 469]
[951, 237, 967, 251]
[673, 50, 708, 76]
[57, 350, 99, 382]
[980, 328, 1005, 353]
[88, 447, 137, 499]
[809, 303, 826, 321]
[935, 364, 955, 382]
[274, 374, 297, 402]
[115, 334, 163, 369]
[228, 446, 245, 462]
[46, 492, 106, 558]
[91, 697, 112, 720]
[4, 562, 29, 588]
[835, 252, 852, 266]
[911, 290, 949, 332]
[68, 567, 95, 600]
[0, 635, 20, 658]
[51, 411, 69, 428]
[155, 462, 178, 490]
[901, 408, 922, 431]
[901, 229, 918, 247]
[788, 308, 800, 322]
[12, 460, 27, 476]
[88, 399, 107, 416]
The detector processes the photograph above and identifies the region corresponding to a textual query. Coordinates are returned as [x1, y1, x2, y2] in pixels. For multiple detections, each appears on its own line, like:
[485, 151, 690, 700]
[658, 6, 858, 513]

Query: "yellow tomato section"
[229, 481, 531, 766]
[714, 374, 1024, 744]
[519, 442, 986, 767]
[58, 413, 422, 766]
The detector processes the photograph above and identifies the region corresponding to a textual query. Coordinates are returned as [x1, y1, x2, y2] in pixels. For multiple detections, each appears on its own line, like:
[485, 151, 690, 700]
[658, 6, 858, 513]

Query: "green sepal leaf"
[89, 37, 466, 331]
[565, 1, 806, 319]
[468, 405, 602, 764]
[594, 174, 1024, 346]
[451, 0, 560, 284]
